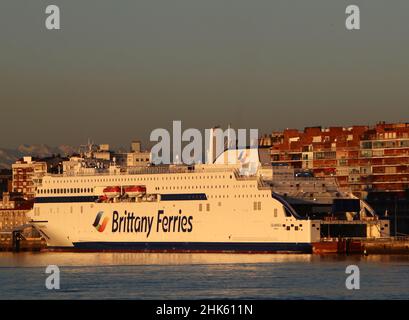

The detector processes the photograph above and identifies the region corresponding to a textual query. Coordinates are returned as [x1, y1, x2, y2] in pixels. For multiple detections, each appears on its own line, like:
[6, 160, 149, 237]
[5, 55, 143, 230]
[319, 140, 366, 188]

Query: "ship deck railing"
[320, 219, 380, 225]
[320, 236, 409, 242]
[48, 165, 243, 177]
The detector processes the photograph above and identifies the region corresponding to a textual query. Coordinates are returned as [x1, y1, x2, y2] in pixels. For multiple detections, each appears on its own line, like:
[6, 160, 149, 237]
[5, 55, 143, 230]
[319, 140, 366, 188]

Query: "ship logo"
[93, 211, 109, 232]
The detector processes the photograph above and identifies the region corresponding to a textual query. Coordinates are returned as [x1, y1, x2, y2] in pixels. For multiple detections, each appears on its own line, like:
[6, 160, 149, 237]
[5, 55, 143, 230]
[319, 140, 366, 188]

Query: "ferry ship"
[27, 148, 389, 253]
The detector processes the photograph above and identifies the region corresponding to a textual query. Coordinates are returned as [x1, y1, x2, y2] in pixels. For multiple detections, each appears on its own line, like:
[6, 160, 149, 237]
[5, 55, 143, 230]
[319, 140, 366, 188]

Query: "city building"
[12, 157, 47, 200]
[0, 192, 31, 231]
[262, 122, 409, 234]
[264, 123, 409, 196]
[76, 141, 151, 168]
[116, 140, 151, 168]
[125, 151, 151, 167]
[79, 143, 112, 161]
[39, 155, 69, 174]
[0, 169, 12, 198]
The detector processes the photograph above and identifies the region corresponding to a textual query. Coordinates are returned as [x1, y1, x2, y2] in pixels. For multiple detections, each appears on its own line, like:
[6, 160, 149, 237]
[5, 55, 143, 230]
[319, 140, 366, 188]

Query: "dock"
[0, 232, 46, 252]
[313, 237, 409, 255]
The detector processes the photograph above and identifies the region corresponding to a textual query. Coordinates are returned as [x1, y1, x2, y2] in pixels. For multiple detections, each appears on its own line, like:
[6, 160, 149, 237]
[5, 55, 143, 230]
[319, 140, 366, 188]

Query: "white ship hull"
[30, 197, 321, 252]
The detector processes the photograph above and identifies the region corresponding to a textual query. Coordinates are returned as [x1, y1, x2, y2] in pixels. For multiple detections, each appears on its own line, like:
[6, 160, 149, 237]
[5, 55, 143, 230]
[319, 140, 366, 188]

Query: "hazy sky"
[1, 0, 408, 148]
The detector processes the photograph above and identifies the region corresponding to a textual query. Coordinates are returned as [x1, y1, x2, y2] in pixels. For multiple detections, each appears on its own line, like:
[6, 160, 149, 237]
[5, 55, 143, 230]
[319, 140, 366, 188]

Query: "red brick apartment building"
[260, 122, 409, 234]
[12, 157, 47, 200]
[260, 122, 409, 197]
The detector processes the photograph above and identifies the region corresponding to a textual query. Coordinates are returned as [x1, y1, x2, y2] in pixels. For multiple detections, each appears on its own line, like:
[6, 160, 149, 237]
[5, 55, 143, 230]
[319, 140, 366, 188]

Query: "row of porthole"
[37, 188, 94, 195]
[153, 184, 256, 191]
[154, 184, 256, 190]
[43, 174, 233, 184]
[284, 224, 304, 231]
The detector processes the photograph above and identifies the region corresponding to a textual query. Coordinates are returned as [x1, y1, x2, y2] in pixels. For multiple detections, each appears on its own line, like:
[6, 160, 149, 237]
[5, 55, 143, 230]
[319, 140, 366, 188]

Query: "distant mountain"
[0, 144, 77, 169]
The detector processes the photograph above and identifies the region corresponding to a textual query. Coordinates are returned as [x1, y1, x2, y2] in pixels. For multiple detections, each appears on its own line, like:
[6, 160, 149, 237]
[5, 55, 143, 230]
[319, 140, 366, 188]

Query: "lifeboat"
[124, 185, 146, 197]
[103, 186, 121, 198]
[98, 195, 109, 202]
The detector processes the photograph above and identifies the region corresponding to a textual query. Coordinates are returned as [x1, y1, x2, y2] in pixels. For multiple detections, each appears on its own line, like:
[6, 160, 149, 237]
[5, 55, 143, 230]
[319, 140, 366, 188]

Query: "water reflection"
[1, 252, 409, 299]
[0, 252, 314, 267]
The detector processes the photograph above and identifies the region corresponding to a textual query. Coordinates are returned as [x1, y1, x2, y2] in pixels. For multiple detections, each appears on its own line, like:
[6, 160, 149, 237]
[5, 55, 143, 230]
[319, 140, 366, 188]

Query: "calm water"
[0, 252, 408, 299]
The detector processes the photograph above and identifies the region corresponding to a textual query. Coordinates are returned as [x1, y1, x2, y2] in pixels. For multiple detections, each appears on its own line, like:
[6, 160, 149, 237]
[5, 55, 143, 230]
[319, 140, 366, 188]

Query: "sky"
[0, 0, 408, 149]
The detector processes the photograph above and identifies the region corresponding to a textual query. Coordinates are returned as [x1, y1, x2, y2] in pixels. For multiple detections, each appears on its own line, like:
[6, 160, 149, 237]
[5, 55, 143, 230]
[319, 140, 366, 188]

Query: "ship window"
[295, 226, 299, 231]
[286, 226, 290, 231]
[206, 203, 210, 211]
[284, 208, 292, 217]
[274, 209, 278, 217]
[199, 204, 202, 211]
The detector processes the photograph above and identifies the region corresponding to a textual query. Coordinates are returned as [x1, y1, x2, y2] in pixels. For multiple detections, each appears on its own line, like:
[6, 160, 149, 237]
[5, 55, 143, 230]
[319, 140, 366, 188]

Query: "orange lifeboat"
[124, 185, 146, 197]
[103, 186, 121, 198]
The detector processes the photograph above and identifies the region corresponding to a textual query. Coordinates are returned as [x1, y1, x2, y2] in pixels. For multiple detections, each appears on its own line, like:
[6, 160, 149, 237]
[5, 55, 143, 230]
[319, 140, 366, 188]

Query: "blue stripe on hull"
[69, 242, 312, 253]
[35, 196, 99, 203]
[160, 193, 207, 201]
[35, 193, 207, 203]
